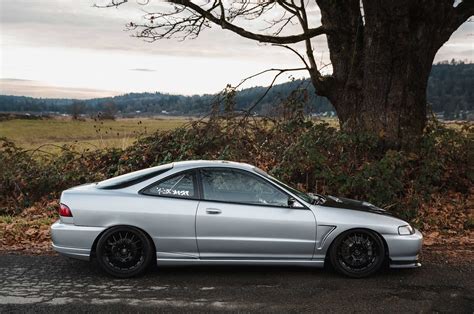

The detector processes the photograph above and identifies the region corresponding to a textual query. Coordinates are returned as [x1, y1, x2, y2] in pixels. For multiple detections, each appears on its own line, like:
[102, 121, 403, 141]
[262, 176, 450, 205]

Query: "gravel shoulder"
[0, 251, 473, 313]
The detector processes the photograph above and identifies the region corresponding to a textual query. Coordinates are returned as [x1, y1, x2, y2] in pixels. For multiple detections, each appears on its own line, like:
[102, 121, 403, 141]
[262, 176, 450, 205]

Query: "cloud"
[0, 78, 120, 99]
[129, 68, 156, 72]
[0, 78, 35, 82]
[0, 0, 320, 61]
[0, 0, 472, 99]
[0, 1, 266, 59]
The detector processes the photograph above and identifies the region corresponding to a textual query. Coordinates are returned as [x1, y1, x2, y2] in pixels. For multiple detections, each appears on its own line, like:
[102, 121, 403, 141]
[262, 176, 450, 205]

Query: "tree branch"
[239, 67, 307, 116]
[299, 0, 320, 76]
[174, 0, 327, 44]
[100, 0, 327, 44]
[451, 0, 474, 31]
[272, 44, 310, 70]
[234, 67, 307, 90]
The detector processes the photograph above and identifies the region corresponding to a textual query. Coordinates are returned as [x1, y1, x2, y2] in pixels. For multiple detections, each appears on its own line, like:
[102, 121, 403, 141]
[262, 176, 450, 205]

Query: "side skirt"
[156, 258, 325, 267]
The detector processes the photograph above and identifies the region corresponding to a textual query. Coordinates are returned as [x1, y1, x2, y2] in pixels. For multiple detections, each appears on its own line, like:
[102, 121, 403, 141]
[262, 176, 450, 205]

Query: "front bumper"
[383, 229, 423, 268]
[51, 221, 105, 261]
[390, 259, 422, 269]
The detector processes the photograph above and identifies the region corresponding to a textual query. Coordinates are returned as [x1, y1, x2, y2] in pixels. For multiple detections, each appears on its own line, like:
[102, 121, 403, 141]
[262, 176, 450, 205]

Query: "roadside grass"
[0, 117, 190, 152]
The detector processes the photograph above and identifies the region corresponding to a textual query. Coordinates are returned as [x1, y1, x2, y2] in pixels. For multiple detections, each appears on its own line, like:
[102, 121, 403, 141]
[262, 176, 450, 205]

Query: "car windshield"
[253, 168, 317, 204]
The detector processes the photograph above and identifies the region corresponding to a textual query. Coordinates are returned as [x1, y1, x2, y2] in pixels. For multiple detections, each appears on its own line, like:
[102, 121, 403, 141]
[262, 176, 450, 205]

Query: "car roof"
[172, 160, 255, 171]
[96, 160, 257, 189]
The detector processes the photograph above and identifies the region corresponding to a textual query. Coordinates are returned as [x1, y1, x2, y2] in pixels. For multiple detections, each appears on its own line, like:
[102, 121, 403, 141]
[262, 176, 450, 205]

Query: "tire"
[96, 226, 154, 278]
[329, 229, 385, 278]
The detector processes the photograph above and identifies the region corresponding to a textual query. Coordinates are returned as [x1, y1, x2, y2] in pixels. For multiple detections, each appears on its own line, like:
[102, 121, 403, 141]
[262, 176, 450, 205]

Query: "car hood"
[319, 195, 389, 215]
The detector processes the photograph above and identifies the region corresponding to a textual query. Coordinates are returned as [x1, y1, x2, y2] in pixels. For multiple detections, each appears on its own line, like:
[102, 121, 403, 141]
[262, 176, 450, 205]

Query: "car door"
[196, 168, 316, 260]
[139, 170, 200, 259]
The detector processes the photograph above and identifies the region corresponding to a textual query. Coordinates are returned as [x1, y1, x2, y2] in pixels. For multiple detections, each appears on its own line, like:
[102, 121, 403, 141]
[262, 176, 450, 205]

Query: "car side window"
[201, 169, 289, 207]
[143, 172, 196, 198]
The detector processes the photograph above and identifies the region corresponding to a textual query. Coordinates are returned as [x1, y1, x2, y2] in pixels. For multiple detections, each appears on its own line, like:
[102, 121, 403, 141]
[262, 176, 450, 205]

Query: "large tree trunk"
[315, 0, 468, 149]
[332, 25, 436, 148]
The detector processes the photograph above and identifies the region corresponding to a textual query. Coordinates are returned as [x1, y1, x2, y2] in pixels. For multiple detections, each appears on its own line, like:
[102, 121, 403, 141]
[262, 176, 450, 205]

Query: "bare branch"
[102, 0, 327, 44]
[232, 67, 307, 115]
[272, 44, 309, 70]
[234, 67, 306, 90]
[260, 10, 297, 36]
[451, 0, 474, 31]
[94, 0, 128, 8]
[227, 0, 276, 21]
[276, 0, 299, 16]
[299, 0, 318, 73]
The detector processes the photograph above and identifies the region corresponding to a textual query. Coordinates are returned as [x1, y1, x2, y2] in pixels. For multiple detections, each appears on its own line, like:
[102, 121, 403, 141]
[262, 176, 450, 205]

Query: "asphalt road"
[0, 254, 472, 313]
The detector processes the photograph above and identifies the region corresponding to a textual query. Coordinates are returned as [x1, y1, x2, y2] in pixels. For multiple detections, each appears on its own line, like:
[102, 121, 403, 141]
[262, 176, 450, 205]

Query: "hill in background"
[0, 60, 472, 119]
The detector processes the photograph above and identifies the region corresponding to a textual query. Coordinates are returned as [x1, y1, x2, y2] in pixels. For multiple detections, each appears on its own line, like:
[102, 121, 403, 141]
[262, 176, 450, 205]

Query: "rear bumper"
[51, 221, 105, 261]
[383, 229, 423, 269]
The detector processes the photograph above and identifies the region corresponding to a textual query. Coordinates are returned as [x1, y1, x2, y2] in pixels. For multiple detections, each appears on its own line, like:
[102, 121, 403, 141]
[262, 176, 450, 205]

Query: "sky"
[0, 0, 473, 99]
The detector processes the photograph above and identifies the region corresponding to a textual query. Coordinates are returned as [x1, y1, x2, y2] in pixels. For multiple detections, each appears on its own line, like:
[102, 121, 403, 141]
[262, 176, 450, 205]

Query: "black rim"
[337, 232, 379, 273]
[102, 231, 145, 272]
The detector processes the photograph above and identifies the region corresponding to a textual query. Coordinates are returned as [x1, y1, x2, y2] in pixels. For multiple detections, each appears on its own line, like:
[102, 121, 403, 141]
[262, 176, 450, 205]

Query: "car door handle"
[206, 208, 222, 215]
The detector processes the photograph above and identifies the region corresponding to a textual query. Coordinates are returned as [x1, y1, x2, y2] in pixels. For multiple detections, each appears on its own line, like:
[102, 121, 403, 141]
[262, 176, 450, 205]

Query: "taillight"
[59, 204, 73, 217]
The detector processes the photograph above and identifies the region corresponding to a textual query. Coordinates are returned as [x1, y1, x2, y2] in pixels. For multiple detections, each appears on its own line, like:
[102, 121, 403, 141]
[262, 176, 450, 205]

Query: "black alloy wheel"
[96, 226, 153, 278]
[329, 229, 385, 278]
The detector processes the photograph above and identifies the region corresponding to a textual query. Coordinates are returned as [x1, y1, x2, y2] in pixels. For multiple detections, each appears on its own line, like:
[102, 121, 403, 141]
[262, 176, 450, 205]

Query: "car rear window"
[97, 164, 173, 189]
[141, 171, 196, 198]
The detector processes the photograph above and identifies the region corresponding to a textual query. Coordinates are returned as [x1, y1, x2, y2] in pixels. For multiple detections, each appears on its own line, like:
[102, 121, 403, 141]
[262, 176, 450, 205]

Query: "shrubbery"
[1, 107, 472, 232]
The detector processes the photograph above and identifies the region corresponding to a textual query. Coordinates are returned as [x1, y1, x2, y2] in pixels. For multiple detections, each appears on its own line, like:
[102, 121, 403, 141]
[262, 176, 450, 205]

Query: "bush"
[0, 112, 472, 232]
[273, 120, 472, 220]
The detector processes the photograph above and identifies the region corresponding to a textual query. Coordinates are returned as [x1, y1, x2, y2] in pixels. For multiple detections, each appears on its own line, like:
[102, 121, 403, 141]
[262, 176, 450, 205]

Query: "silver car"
[51, 160, 422, 278]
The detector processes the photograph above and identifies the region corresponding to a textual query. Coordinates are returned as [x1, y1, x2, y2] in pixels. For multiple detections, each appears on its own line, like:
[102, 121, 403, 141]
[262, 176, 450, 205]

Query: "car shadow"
[59, 255, 422, 282]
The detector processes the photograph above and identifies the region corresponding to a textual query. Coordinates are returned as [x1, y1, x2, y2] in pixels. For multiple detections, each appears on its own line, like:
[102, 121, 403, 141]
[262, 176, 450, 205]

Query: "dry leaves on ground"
[0, 200, 57, 254]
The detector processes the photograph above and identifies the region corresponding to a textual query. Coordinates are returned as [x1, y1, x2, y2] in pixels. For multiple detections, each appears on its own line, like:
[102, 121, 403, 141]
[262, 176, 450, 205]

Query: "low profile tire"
[329, 229, 385, 278]
[96, 226, 153, 278]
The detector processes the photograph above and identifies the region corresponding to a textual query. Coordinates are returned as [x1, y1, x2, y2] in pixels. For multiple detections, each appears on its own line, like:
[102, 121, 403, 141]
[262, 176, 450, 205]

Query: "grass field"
[1, 116, 467, 153]
[0, 117, 190, 152]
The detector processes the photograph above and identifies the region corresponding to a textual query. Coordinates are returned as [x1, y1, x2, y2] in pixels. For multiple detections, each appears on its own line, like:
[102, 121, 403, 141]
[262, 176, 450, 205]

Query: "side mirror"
[288, 197, 304, 208]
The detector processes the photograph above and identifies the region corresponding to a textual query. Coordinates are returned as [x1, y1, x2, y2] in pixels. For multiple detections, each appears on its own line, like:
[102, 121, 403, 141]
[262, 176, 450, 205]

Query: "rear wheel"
[329, 229, 385, 278]
[96, 226, 153, 278]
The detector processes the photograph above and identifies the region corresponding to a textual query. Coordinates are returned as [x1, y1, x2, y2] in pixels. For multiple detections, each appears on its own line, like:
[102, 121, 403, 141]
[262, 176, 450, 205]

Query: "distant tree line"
[427, 60, 473, 119]
[0, 61, 472, 118]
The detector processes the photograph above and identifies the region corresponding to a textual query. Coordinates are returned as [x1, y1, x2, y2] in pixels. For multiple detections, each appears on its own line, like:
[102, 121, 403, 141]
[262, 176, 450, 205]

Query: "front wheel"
[96, 226, 154, 278]
[329, 229, 385, 278]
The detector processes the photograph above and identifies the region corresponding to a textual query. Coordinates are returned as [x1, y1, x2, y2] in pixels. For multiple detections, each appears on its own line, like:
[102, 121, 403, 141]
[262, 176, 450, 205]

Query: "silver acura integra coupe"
[51, 160, 422, 278]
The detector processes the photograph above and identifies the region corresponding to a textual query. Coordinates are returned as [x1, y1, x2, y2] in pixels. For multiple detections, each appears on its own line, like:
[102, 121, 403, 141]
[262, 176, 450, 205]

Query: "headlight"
[398, 225, 415, 235]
